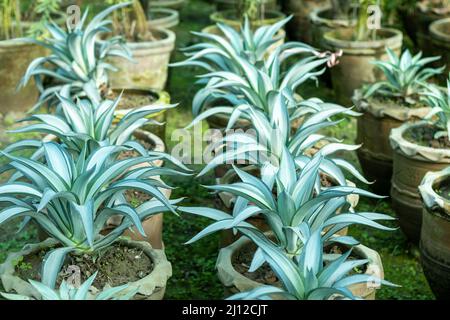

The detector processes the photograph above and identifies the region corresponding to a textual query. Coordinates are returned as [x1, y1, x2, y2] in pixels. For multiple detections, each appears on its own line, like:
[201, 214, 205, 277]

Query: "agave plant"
[19, 2, 132, 111]
[227, 228, 395, 300]
[421, 77, 450, 139]
[363, 49, 444, 104]
[190, 91, 367, 189]
[172, 18, 341, 116]
[180, 152, 394, 271]
[4, 92, 179, 164]
[0, 142, 185, 288]
[1, 272, 137, 300]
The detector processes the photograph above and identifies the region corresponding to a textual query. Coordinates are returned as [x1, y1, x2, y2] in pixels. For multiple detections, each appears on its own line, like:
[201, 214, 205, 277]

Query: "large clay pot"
[430, 18, 450, 79]
[148, 8, 180, 30]
[216, 236, 384, 300]
[309, 6, 356, 49]
[0, 238, 172, 300]
[149, 0, 187, 10]
[210, 10, 286, 30]
[419, 168, 450, 300]
[390, 121, 450, 243]
[281, 0, 330, 43]
[0, 38, 47, 114]
[215, 0, 277, 11]
[106, 28, 176, 91]
[354, 90, 430, 194]
[323, 28, 403, 105]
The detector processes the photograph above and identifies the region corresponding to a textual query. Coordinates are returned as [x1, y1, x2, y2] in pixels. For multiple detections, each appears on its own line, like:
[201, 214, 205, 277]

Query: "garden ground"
[0, 0, 434, 300]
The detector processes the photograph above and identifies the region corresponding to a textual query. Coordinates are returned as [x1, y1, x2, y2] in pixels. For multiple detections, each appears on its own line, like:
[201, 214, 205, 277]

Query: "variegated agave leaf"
[180, 153, 394, 265]
[363, 48, 444, 104]
[0, 142, 184, 288]
[1, 271, 138, 300]
[19, 2, 133, 111]
[227, 228, 396, 300]
[421, 77, 450, 139]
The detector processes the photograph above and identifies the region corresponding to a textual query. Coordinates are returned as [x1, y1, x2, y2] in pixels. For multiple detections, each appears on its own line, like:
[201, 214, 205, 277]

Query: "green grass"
[0, 0, 435, 300]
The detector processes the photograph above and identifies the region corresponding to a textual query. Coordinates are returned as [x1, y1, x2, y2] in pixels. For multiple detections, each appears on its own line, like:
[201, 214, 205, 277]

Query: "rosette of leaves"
[1, 272, 137, 300]
[0, 142, 184, 288]
[172, 18, 341, 116]
[363, 49, 444, 105]
[19, 3, 132, 111]
[421, 77, 450, 139]
[180, 152, 394, 272]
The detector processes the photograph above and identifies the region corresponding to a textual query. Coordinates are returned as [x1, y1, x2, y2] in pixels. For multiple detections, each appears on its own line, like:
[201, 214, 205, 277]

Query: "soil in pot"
[14, 243, 153, 289]
[404, 125, 450, 149]
[105, 89, 158, 110]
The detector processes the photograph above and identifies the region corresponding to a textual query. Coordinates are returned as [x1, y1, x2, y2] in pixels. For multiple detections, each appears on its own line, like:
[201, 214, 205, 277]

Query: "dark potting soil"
[105, 90, 158, 110]
[116, 138, 154, 161]
[15, 243, 153, 289]
[404, 124, 450, 149]
[370, 95, 429, 109]
[232, 243, 366, 288]
[437, 184, 450, 200]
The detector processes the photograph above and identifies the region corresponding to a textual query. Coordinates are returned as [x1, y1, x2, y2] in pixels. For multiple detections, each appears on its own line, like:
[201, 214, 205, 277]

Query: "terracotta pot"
[216, 236, 384, 300]
[323, 28, 403, 105]
[112, 88, 171, 141]
[354, 91, 430, 194]
[0, 238, 171, 300]
[106, 28, 176, 91]
[149, 0, 187, 10]
[0, 38, 47, 114]
[210, 10, 286, 30]
[390, 121, 450, 243]
[430, 18, 450, 79]
[215, 0, 277, 11]
[419, 168, 450, 300]
[148, 8, 180, 30]
[309, 6, 356, 49]
[279, 0, 330, 43]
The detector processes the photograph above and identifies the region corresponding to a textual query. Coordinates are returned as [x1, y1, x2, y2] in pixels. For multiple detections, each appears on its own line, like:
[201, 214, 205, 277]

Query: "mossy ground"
[0, 0, 434, 300]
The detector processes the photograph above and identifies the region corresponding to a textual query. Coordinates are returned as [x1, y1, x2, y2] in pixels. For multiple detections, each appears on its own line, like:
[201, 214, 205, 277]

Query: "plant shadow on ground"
[0, 0, 434, 300]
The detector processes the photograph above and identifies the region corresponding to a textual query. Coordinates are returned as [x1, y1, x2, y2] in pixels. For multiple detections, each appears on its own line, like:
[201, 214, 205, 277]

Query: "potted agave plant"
[0, 0, 59, 113]
[390, 77, 450, 242]
[354, 49, 443, 194]
[105, 0, 176, 91]
[322, 0, 403, 104]
[419, 166, 450, 300]
[180, 152, 395, 300]
[210, 0, 286, 31]
[0, 142, 181, 300]
[1, 272, 137, 300]
[281, 0, 330, 44]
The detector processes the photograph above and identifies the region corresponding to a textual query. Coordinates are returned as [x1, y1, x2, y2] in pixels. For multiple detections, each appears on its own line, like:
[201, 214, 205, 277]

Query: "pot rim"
[216, 235, 383, 299]
[98, 28, 175, 50]
[201, 24, 286, 42]
[430, 17, 450, 42]
[309, 6, 357, 28]
[148, 8, 180, 29]
[390, 121, 450, 163]
[0, 238, 172, 299]
[419, 167, 450, 215]
[112, 88, 170, 120]
[150, 0, 186, 7]
[323, 27, 403, 51]
[210, 9, 287, 25]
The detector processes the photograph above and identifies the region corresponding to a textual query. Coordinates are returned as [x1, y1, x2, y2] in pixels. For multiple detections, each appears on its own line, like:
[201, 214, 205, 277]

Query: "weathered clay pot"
[215, 0, 277, 11]
[106, 28, 176, 91]
[148, 8, 180, 30]
[0, 38, 47, 114]
[112, 88, 171, 141]
[430, 18, 450, 79]
[216, 236, 384, 300]
[419, 168, 450, 300]
[281, 0, 330, 43]
[210, 10, 286, 30]
[149, 0, 187, 10]
[309, 6, 356, 49]
[0, 238, 172, 300]
[323, 28, 403, 105]
[390, 121, 450, 243]
[354, 90, 430, 194]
